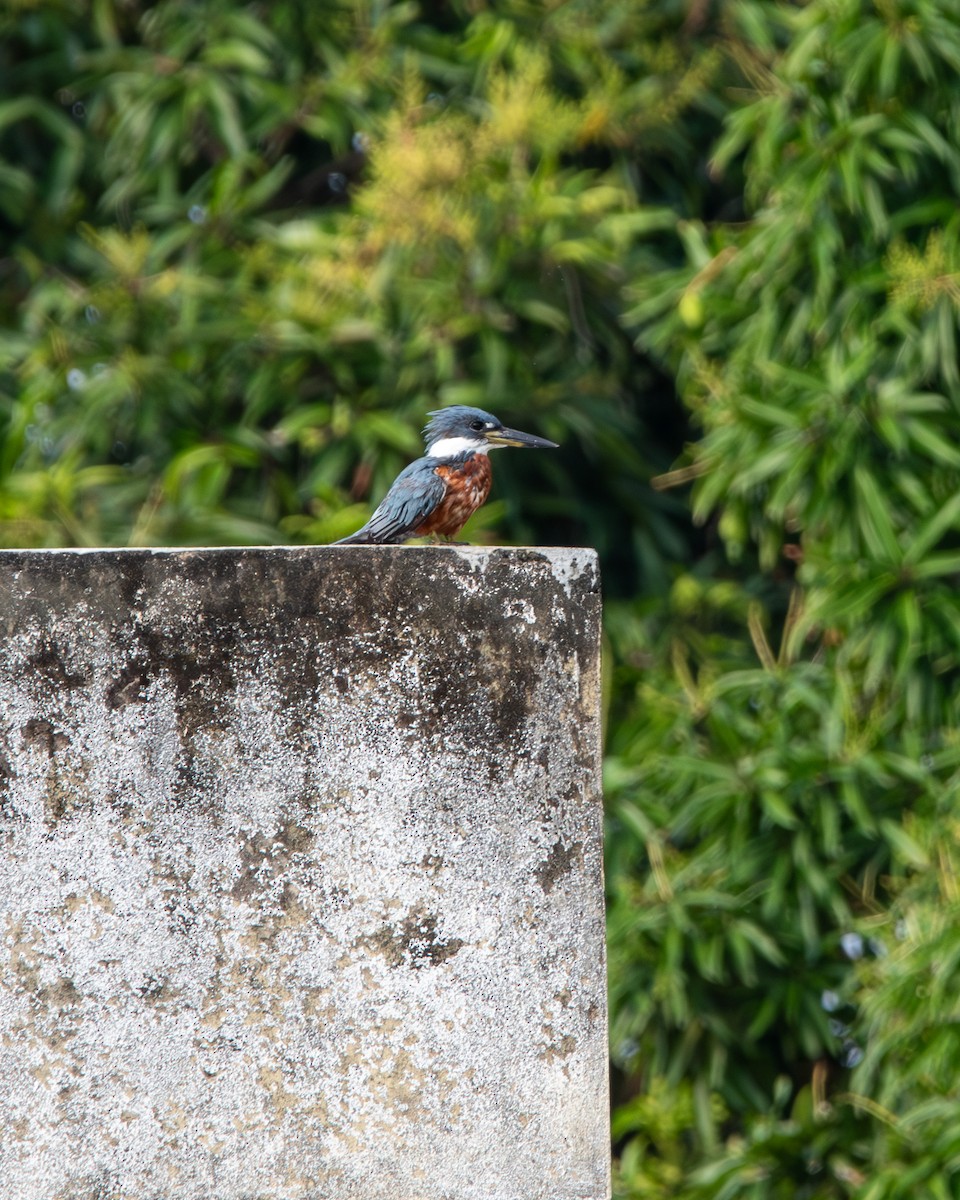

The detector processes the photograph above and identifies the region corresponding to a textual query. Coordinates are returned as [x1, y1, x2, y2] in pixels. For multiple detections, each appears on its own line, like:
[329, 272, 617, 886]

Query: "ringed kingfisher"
[336, 405, 558, 544]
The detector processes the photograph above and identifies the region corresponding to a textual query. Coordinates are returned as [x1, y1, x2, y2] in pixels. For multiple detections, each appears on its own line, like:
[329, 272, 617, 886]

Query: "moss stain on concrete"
[0, 546, 607, 1200]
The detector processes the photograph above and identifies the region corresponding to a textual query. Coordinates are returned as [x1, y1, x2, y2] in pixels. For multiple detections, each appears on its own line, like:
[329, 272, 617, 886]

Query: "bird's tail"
[333, 529, 376, 545]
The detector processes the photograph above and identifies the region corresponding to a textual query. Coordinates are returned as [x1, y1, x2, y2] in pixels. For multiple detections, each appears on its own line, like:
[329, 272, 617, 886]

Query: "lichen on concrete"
[0, 546, 607, 1200]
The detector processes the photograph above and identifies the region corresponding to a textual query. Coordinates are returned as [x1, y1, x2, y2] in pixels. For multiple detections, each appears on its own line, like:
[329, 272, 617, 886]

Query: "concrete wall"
[0, 546, 607, 1200]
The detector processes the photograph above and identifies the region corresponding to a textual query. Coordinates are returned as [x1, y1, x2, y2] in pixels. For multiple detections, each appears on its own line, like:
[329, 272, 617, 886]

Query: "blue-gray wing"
[337, 458, 446, 544]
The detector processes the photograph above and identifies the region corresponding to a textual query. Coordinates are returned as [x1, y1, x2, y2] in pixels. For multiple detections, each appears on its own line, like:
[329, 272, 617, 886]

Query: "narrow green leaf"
[854, 465, 902, 562]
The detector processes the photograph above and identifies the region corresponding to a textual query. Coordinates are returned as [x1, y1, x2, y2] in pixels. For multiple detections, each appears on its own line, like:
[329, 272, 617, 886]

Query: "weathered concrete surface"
[0, 546, 607, 1200]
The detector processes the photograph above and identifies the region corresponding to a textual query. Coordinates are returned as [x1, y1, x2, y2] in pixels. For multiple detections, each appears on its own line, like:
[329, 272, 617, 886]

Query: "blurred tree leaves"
[608, 0, 960, 1195]
[5, 1, 960, 1197]
[0, 0, 710, 571]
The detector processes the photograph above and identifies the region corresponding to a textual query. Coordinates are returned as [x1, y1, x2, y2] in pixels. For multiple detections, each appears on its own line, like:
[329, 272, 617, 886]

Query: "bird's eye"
[469, 419, 486, 431]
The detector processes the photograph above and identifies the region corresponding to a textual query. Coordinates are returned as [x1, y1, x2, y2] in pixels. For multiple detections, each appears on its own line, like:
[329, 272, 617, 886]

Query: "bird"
[335, 405, 558, 545]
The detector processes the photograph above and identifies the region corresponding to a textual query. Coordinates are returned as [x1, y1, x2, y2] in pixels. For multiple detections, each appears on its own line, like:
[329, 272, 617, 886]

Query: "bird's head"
[423, 406, 558, 458]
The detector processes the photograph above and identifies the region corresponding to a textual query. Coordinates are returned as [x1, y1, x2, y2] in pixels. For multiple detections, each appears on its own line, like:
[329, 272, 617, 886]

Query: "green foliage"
[0, 0, 709, 571]
[608, 0, 960, 1195]
[5, 1, 960, 1196]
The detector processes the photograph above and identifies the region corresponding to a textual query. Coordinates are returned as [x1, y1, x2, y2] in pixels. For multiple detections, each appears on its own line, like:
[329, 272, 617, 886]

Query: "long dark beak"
[485, 426, 559, 449]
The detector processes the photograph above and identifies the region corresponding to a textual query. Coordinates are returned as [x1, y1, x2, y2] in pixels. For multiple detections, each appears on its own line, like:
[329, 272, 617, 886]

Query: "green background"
[4, 1, 960, 1194]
